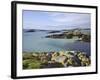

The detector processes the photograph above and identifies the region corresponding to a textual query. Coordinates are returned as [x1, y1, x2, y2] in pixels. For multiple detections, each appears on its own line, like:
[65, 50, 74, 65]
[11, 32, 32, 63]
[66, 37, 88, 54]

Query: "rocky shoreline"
[45, 30, 90, 42]
[23, 51, 91, 69]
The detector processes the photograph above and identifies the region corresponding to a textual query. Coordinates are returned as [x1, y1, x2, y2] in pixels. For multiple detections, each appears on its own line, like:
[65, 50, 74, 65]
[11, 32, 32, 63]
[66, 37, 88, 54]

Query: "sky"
[23, 10, 91, 30]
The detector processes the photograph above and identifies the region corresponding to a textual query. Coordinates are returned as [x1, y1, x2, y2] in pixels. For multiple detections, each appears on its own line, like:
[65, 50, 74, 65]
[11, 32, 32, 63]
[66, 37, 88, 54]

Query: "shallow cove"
[23, 30, 90, 56]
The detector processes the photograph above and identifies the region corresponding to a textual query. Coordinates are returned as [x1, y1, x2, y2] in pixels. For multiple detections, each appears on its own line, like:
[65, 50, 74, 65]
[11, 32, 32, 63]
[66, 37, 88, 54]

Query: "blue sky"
[23, 10, 91, 30]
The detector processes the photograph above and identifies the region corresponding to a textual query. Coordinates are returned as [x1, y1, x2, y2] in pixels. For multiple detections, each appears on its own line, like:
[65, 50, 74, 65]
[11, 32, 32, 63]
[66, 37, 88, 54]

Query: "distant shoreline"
[23, 28, 91, 42]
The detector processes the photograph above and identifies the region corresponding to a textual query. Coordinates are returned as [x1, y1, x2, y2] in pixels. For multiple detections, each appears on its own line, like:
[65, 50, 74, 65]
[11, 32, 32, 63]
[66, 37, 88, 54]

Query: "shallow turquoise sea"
[23, 30, 90, 56]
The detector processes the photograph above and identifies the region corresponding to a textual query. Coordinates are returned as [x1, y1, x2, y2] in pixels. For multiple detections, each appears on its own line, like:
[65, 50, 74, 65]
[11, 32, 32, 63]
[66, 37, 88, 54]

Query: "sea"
[23, 29, 90, 56]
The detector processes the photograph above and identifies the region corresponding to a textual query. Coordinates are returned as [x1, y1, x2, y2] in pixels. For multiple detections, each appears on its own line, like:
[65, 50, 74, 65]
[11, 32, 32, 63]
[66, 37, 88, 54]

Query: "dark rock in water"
[26, 29, 36, 32]
[48, 31, 61, 33]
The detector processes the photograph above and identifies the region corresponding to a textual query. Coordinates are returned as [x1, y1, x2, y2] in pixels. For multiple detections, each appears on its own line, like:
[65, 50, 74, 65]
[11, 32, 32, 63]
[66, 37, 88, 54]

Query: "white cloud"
[49, 13, 69, 22]
[48, 12, 90, 27]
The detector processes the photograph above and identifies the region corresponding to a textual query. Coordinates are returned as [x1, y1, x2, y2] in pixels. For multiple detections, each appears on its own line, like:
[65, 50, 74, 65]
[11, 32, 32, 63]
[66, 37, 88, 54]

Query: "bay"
[22, 30, 90, 56]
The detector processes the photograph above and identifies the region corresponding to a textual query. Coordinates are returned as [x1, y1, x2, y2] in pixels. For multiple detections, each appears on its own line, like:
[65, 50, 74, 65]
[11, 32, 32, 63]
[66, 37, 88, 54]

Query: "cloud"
[23, 11, 91, 30]
[49, 13, 69, 22]
[48, 12, 90, 25]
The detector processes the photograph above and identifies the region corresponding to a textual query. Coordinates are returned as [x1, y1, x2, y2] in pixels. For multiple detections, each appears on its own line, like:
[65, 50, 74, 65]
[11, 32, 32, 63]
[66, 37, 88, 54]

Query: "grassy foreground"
[23, 51, 91, 69]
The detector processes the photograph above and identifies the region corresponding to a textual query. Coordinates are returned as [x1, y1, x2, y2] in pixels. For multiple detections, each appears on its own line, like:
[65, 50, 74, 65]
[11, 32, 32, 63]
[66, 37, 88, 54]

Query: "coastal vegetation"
[23, 51, 90, 69]
[45, 29, 90, 42]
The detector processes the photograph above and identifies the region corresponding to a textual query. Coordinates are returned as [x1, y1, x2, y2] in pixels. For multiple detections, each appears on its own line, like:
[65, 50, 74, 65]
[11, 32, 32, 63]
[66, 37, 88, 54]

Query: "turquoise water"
[23, 30, 90, 55]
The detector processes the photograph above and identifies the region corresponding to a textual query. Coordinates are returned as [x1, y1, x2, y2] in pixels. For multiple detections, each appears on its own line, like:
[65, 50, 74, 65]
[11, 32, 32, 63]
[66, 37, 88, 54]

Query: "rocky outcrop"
[23, 51, 91, 69]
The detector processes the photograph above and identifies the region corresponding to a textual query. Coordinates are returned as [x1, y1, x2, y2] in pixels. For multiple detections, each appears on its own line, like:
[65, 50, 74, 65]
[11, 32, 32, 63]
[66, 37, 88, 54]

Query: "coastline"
[23, 51, 91, 69]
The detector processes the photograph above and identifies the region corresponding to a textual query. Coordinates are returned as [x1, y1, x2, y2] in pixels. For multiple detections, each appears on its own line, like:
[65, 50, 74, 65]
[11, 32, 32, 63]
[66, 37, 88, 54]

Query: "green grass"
[23, 58, 42, 69]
